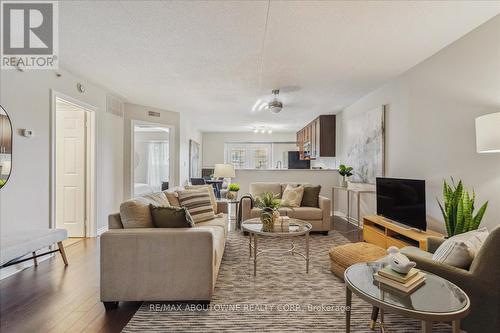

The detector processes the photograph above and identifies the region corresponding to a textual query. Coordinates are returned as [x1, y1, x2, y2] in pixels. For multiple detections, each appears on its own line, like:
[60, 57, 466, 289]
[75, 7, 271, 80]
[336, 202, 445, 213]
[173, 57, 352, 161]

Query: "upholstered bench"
[328, 242, 386, 279]
[0, 229, 68, 268]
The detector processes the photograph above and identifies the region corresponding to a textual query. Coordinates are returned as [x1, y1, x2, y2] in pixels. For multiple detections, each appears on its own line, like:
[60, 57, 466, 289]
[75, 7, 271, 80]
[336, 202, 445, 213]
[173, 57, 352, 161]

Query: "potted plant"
[255, 192, 281, 232]
[338, 164, 353, 187]
[227, 183, 240, 200]
[437, 178, 488, 237]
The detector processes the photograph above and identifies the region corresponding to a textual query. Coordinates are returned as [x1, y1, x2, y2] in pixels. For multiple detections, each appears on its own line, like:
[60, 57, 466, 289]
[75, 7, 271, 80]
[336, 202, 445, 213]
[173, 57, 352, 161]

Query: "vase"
[261, 208, 275, 232]
[227, 191, 238, 200]
[341, 177, 348, 187]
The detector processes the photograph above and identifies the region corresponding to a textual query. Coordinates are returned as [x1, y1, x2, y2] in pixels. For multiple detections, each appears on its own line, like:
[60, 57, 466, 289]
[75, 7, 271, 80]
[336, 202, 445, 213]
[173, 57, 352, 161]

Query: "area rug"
[123, 230, 452, 332]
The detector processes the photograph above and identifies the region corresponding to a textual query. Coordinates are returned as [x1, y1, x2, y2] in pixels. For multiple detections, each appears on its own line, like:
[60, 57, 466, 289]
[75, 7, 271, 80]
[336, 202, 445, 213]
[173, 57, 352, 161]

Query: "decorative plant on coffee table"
[437, 178, 488, 237]
[255, 192, 281, 232]
[338, 164, 353, 187]
[227, 183, 240, 200]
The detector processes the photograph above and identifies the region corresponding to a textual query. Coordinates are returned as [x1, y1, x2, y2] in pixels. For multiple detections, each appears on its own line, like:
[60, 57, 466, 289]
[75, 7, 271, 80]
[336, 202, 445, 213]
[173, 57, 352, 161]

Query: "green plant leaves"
[255, 192, 281, 210]
[437, 178, 488, 236]
[338, 164, 354, 177]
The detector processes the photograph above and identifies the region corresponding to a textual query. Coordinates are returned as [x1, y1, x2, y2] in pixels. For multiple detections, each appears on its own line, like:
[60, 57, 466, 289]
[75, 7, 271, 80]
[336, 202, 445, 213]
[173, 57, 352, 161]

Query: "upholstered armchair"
[400, 226, 500, 333]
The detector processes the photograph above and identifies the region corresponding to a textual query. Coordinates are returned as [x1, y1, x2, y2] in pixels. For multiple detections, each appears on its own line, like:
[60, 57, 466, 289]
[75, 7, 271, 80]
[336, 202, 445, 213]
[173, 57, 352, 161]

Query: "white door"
[56, 108, 86, 237]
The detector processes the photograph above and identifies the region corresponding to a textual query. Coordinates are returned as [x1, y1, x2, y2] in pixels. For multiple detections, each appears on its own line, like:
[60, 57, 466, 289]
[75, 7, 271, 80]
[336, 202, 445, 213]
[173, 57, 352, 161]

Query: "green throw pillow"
[150, 205, 195, 228]
[300, 185, 321, 207]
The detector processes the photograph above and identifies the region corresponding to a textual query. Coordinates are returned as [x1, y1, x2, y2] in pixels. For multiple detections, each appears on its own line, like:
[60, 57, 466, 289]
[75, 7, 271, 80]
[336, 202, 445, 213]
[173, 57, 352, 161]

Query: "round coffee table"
[344, 262, 470, 333]
[241, 218, 312, 276]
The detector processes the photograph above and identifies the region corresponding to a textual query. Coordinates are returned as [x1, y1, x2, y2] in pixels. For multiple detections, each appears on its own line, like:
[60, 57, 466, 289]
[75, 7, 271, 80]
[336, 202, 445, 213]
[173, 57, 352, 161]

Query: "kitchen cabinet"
[296, 115, 335, 160]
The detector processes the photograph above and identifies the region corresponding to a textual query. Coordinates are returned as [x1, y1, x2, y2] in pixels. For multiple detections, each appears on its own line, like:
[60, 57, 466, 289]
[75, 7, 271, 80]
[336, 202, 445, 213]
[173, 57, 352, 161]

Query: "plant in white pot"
[227, 183, 240, 200]
[338, 164, 353, 187]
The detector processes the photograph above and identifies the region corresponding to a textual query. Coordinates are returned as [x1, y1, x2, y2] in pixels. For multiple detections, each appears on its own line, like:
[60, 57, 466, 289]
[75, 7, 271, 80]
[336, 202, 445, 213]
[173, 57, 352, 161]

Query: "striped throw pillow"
[177, 189, 216, 223]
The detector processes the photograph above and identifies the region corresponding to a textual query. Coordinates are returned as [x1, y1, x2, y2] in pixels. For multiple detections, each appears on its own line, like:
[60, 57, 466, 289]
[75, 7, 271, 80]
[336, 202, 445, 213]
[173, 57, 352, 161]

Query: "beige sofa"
[241, 182, 332, 233]
[100, 191, 228, 310]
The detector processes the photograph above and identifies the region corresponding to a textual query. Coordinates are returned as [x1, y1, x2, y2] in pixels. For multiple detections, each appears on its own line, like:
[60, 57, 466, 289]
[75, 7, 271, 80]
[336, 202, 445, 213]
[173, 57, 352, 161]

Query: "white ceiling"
[59, 1, 500, 132]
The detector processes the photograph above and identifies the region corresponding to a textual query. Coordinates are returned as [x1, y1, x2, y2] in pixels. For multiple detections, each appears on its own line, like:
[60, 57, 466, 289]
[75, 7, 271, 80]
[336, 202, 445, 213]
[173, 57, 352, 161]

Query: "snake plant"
[437, 178, 488, 237]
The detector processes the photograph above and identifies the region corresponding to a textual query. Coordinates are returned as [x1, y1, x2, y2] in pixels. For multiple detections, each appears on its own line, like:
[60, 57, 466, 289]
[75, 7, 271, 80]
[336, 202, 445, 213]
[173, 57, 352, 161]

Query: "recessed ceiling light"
[253, 128, 259, 133]
[268, 129, 272, 134]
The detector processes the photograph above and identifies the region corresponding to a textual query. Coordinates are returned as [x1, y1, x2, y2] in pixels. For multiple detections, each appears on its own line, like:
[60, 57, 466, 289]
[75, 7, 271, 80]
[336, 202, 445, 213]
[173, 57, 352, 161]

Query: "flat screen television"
[376, 177, 427, 231]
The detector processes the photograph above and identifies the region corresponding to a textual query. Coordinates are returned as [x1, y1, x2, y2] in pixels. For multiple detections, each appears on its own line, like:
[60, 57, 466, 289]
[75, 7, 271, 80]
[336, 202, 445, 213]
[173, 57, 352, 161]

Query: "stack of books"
[373, 266, 426, 293]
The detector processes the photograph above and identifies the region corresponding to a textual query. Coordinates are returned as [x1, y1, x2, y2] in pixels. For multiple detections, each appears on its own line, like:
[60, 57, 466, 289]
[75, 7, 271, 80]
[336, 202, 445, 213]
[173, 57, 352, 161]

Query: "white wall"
[180, 113, 203, 186]
[337, 15, 500, 232]
[123, 103, 180, 198]
[202, 131, 296, 167]
[0, 68, 124, 234]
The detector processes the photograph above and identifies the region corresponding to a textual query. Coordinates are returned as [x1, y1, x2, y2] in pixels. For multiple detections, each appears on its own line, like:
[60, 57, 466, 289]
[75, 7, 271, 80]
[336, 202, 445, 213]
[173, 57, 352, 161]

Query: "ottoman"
[328, 242, 387, 279]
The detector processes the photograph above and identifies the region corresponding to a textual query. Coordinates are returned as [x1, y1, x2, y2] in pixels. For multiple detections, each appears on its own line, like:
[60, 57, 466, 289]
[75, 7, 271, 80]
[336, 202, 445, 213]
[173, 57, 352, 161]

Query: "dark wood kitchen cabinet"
[296, 115, 335, 160]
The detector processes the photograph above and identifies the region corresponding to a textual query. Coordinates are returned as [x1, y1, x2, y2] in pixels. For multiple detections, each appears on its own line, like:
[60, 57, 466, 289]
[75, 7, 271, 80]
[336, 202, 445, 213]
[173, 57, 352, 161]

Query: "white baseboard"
[97, 225, 108, 236]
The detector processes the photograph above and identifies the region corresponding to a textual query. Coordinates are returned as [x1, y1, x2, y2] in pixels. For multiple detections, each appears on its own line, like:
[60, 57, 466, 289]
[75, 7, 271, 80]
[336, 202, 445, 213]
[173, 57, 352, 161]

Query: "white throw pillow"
[432, 228, 489, 268]
[281, 185, 304, 208]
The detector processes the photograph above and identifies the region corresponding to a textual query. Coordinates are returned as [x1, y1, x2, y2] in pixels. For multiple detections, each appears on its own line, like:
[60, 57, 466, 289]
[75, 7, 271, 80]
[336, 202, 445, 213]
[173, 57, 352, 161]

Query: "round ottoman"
[328, 242, 387, 279]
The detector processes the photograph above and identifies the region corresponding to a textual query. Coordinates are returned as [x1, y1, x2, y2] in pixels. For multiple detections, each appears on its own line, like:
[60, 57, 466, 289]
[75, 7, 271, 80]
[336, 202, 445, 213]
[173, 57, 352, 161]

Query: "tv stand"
[362, 215, 443, 250]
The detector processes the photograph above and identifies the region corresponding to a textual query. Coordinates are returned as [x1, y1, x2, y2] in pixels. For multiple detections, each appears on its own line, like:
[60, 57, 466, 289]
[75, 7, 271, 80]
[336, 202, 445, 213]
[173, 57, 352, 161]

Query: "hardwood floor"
[0, 216, 361, 333]
[0, 239, 141, 333]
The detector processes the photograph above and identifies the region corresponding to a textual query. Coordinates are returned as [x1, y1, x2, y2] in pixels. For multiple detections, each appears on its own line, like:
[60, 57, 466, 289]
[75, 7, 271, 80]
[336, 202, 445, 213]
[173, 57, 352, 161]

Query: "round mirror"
[0, 105, 12, 189]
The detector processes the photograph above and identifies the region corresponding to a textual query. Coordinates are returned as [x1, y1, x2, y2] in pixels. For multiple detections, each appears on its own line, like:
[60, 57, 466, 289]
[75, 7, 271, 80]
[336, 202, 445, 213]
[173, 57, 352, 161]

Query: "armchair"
[400, 226, 500, 333]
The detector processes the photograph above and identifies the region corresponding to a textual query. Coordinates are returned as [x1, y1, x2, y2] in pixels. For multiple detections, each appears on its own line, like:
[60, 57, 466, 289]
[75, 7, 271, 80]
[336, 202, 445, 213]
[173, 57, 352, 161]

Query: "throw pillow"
[301, 185, 322, 207]
[150, 205, 194, 228]
[143, 192, 170, 207]
[164, 191, 181, 207]
[432, 228, 489, 268]
[281, 185, 305, 208]
[185, 185, 217, 213]
[177, 189, 216, 223]
[120, 197, 155, 228]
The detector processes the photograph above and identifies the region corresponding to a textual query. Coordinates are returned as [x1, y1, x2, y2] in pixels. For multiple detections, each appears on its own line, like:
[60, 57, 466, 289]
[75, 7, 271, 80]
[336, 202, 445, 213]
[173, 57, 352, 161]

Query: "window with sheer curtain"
[147, 141, 169, 192]
[224, 143, 271, 169]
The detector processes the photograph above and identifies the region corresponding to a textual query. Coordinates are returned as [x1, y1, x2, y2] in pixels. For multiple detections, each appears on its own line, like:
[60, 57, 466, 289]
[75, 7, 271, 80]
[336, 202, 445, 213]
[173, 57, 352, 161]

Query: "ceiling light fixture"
[252, 126, 273, 134]
[252, 99, 262, 112]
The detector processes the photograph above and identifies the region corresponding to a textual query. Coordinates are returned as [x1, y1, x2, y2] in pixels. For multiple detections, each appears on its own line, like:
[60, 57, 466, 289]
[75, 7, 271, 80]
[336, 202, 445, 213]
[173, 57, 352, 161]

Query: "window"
[224, 142, 299, 169]
[225, 143, 272, 169]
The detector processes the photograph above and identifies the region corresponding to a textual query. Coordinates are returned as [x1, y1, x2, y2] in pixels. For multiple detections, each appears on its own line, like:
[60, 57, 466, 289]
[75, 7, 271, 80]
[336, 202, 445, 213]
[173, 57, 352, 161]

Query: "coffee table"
[241, 218, 312, 276]
[344, 262, 470, 333]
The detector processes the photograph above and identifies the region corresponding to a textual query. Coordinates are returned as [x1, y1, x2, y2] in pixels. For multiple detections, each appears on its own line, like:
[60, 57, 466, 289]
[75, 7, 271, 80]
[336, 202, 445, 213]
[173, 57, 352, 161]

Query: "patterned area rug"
[123, 230, 453, 332]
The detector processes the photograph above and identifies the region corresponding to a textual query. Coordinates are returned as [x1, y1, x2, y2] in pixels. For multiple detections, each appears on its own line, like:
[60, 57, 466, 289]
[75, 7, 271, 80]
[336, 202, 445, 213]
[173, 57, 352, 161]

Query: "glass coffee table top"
[345, 262, 469, 314]
[241, 218, 311, 236]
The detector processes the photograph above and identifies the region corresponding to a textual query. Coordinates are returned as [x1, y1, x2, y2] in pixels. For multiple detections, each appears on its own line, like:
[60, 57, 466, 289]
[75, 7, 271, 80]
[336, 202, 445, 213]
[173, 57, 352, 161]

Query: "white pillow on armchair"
[432, 227, 489, 268]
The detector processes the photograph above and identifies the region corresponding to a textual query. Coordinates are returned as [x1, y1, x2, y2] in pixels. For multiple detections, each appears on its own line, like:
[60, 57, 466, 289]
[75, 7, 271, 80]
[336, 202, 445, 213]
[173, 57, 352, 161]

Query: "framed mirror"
[0, 105, 12, 189]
